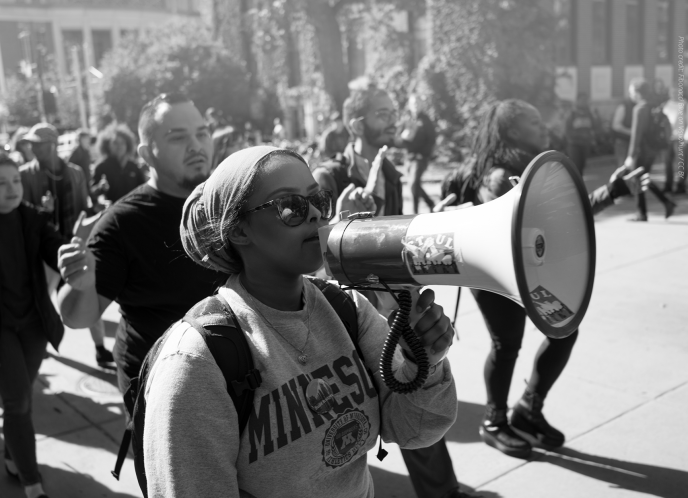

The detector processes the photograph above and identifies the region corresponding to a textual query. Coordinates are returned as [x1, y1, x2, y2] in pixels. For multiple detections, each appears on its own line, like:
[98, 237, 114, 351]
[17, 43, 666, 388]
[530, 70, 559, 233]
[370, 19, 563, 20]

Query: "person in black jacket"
[91, 123, 146, 204]
[398, 94, 437, 213]
[0, 153, 66, 498]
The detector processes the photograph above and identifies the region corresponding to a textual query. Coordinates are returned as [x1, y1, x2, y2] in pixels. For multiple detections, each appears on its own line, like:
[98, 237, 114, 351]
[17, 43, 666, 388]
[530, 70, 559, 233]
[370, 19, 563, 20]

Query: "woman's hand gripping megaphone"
[386, 286, 455, 368]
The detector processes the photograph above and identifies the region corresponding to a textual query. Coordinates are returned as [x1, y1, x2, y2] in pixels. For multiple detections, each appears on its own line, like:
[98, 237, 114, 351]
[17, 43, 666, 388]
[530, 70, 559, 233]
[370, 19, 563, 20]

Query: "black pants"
[567, 144, 589, 177]
[401, 438, 459, 498]
[0, 322, 47, 486]
[634, 153, 671, 218]
[471, 289, 578, 409]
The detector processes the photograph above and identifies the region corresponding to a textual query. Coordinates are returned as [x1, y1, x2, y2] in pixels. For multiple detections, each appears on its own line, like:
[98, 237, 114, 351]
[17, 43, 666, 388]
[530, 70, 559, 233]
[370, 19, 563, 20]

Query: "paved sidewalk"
[1, 156, 686, 497]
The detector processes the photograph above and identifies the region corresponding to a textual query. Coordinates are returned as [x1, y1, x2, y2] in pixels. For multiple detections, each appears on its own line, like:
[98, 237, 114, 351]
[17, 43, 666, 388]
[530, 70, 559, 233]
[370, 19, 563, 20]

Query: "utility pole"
[19, 27, 47, 122]
[71, 46, 88, 130]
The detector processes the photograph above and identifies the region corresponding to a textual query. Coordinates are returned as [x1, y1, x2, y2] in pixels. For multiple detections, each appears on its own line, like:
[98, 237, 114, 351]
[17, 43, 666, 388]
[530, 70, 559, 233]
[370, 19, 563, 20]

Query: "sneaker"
[510, 390, 565, 449]
[95, 345, 115, 368]
[628, 215, 648, 222]
[479, 405, 531, 458]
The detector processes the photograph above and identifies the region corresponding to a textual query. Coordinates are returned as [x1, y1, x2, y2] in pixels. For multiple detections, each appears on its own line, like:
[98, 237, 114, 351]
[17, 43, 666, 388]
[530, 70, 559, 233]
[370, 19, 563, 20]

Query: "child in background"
[0, 153, 65, 498]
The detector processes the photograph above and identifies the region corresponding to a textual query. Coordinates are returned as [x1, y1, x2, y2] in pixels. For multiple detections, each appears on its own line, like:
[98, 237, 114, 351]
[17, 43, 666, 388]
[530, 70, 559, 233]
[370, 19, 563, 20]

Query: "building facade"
[553, 0, 687, 117]
[0, 0, 199, 99]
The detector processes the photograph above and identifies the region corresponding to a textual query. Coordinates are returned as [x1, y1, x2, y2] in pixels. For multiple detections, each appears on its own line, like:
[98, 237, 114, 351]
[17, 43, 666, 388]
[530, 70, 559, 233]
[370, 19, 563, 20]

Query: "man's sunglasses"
[243, 189, 334, 227]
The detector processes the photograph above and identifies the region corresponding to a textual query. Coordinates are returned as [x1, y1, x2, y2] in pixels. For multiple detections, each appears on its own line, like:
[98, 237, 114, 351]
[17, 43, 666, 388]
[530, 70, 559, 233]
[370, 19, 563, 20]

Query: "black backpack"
[439, 157, 521, 207]
[644, 106, 671, 150]
[440, 157, 481, 208]
[111, 277, 360, 497]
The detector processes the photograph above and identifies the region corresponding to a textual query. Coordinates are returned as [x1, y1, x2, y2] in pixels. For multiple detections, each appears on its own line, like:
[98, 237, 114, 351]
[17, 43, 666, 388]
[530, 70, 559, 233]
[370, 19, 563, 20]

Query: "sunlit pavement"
[1, 155, 686, 497]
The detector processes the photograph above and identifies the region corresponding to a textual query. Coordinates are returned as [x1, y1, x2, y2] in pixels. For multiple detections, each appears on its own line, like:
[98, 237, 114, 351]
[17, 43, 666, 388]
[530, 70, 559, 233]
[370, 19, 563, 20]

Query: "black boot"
[510, 390, 565, 449]
[479, 405, 531, 458]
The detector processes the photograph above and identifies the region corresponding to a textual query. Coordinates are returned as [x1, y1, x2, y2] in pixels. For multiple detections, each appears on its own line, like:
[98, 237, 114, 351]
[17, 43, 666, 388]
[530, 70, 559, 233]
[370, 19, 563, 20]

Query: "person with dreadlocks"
[435, 99, 649, 460]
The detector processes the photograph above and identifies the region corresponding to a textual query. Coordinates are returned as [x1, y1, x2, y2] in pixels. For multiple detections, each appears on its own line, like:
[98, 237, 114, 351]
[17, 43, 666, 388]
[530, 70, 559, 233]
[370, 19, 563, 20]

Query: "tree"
[2, 57, 82, 129]
[97, 20, 251, 134]
[412, 0, 557, 154]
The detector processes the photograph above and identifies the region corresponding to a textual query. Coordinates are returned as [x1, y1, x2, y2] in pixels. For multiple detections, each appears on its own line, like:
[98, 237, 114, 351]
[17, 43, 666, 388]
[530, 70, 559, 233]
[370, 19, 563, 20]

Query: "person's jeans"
[634, 153, 672, 218]
[664, 143, 676, 192]
[407, 156, 435, 213]
[567, 144, 590, 177]
[614, 139, 630, 168]
[471, 289, 578, 408]
[0, 322, 48, 486]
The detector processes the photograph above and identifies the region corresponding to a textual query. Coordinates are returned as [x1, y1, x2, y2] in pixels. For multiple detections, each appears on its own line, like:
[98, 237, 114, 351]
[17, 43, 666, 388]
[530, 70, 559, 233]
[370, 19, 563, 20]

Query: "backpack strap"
[182, 294, 262, 434]
[305, 276, 363, 361]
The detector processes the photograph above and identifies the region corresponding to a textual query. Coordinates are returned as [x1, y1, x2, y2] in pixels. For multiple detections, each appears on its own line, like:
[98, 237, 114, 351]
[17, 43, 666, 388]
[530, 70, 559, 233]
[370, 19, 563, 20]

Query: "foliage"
[410, 0, 557, 160]
[97, 20, 251, 134]
[2, 56, 82, 130]
[3, 75, 41, 127]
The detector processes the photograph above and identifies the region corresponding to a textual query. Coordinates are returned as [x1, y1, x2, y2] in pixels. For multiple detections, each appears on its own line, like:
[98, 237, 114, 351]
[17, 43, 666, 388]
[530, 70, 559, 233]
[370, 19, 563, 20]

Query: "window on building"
[591, 0, 610, 64]
[656, 0, 670, 62]
[626, 0, 643, 64]
[554, 0, 576, 64]
[92, 30, 112, 68]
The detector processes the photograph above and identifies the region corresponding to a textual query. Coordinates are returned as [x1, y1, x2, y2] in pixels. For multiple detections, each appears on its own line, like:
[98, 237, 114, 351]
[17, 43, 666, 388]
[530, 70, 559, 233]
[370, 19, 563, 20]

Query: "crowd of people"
[0, 74, 683, 498]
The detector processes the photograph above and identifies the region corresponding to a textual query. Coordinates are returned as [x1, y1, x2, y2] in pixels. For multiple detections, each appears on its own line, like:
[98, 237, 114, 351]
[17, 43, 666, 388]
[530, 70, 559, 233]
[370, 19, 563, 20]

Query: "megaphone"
[318, 151, 596, 341]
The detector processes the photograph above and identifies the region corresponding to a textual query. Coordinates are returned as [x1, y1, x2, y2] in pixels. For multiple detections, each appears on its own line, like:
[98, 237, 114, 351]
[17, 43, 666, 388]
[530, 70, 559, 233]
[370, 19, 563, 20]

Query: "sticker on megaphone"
[401, 234, 460, 275]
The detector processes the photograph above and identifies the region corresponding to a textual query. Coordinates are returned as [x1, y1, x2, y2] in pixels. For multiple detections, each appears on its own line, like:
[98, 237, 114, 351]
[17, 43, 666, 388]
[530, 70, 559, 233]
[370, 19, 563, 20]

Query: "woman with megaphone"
[458, 99, 649, 459]
[141, 146, 457, 498]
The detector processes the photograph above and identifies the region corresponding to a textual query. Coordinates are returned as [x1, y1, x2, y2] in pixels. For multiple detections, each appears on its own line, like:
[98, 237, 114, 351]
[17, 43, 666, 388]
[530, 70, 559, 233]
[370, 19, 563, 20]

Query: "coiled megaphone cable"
[343, 281, 430, 394]
[379, 289, 430, 394]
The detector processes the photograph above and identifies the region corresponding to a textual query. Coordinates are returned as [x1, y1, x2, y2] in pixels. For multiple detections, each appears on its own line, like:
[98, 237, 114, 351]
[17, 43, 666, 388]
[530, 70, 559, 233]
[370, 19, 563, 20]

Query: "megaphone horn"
[318, 151, 596, 340]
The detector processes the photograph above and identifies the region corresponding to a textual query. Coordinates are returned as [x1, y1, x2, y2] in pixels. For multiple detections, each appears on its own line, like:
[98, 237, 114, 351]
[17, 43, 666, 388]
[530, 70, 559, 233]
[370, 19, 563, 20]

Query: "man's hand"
[610, 166, 649, 193]
[96, 176, 110, 193]
[72, 210, 103, 240]
[58, 237, 96, 291]
[396, 288, 455, 367]
[41, 190, 54, 212]
[335, 183, 377, 219]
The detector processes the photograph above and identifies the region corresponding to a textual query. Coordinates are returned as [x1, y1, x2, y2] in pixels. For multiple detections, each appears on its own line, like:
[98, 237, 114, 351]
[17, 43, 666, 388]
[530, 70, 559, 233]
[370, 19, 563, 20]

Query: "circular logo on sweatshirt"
[321, 409, 370, 468]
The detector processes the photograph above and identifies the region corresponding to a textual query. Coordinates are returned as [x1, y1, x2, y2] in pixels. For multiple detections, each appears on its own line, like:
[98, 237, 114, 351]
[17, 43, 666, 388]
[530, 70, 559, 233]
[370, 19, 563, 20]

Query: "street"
[1, 155, 686, 498]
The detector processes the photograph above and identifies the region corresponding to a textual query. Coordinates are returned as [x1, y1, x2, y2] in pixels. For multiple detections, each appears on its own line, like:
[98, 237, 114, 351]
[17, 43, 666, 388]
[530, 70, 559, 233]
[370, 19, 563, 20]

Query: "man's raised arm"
[57, 235, 111, 329]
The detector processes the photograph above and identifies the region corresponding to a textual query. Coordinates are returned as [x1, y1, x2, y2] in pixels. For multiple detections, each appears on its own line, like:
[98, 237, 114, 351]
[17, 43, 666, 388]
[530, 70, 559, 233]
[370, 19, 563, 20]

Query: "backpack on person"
[439, 156, 481, 207]
[644, 106, 671, 150]
[111, 277, 361, 497]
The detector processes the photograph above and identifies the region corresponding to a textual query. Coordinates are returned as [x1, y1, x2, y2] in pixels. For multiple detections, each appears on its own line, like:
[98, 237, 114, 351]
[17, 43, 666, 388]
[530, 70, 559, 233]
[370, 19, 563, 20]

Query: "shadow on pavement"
[536, 447, 688, 498]
[40, 463, 141, 498]
[444, 400, 485, 444]
[370, 465, 503, 498]
[47, 352, 118, 380]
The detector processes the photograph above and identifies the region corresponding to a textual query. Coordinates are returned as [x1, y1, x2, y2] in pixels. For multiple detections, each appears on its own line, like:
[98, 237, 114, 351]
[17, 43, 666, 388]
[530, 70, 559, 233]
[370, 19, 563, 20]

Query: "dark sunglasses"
[243, 189, 334, 227]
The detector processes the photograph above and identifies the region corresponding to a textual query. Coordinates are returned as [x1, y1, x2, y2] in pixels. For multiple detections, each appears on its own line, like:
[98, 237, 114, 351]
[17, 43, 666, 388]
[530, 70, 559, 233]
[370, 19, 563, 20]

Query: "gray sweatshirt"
[144, 275, 457, 498]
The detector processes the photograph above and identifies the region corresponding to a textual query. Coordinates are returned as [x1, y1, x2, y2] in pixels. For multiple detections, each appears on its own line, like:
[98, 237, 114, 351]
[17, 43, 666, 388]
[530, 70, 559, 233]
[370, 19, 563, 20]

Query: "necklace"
[240, 282, 312, 364]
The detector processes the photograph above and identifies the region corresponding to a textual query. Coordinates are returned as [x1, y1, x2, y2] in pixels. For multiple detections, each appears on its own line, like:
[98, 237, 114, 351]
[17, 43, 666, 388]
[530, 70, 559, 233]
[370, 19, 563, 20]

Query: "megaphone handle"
[379, 290, 430, 394]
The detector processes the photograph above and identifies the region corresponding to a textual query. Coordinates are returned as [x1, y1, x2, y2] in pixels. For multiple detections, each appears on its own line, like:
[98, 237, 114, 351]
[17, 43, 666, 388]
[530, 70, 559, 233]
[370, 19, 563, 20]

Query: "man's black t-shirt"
[88, 183, 226, 373]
